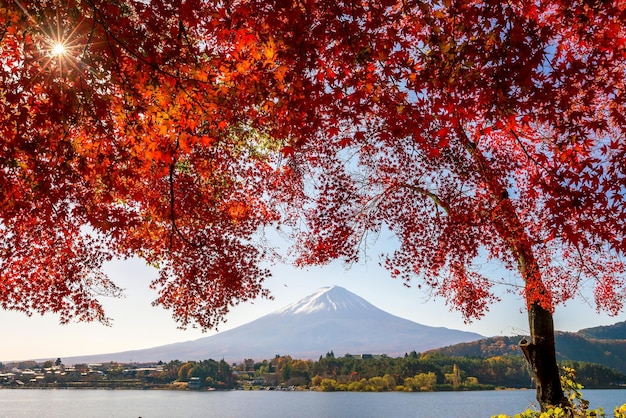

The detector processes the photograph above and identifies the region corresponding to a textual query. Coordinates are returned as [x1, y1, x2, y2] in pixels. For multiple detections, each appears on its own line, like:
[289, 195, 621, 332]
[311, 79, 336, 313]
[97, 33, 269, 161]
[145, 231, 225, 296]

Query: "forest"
[3, 352, 624, 392]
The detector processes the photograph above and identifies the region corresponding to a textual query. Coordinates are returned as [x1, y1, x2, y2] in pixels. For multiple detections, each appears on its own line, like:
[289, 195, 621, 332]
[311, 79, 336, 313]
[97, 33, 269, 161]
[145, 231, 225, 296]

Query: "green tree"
[319, 378, 338, 392]
[405, 372, 437, 392]
[215, 360, 233, 388]
[348, 379, 366, 392]
[281, 362, 292, 383]
[382, 374, 397, 391]
[177, 362, 195, 382]
[157, 360, 181, 383]
[243, 359, 255, 372]
[444, 364, 462, 388]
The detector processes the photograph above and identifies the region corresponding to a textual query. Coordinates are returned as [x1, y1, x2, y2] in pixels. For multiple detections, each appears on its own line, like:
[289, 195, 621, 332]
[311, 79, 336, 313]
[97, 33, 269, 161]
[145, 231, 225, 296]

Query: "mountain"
[59, 286, 483, 365]
[428, 324, 626, 374]
[578, 321, 626, 340]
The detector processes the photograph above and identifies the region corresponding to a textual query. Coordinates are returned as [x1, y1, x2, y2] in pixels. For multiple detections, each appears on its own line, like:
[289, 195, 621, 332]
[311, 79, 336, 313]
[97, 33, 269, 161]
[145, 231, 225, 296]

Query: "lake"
[0, 389, 625, 418]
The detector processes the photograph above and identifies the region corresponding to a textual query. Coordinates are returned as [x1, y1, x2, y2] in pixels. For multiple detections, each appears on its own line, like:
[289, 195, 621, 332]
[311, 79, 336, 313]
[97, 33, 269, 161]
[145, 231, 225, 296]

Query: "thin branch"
[508, 127, 549, 174]
[84, 0, 210, 85]
[400, 183, 451, 214]
[168, 161, 200, 249]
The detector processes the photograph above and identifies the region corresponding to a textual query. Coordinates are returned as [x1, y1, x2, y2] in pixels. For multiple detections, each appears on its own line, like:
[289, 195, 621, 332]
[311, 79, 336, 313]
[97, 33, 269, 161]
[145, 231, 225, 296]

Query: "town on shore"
[2, 351, 624, 392]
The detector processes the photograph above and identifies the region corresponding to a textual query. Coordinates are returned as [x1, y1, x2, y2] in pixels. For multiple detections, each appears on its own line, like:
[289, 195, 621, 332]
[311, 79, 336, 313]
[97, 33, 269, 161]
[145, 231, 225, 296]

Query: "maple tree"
[1, 0, 625, 409]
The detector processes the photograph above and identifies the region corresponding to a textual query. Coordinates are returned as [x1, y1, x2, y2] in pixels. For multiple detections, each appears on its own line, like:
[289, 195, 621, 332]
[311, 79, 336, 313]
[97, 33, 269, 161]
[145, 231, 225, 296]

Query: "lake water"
[0, 389, 625, 418]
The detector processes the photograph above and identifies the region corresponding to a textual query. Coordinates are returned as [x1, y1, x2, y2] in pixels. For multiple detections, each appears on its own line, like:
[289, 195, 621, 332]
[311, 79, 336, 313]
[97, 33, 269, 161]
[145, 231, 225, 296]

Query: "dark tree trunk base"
[519, 303, 568, 410]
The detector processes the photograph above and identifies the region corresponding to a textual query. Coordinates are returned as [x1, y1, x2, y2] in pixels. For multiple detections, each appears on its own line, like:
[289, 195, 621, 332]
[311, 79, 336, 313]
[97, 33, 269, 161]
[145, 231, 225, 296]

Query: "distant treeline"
[303, 351, 626, 391]
[3, 352, 624, 391]
[151, 351, 626, 390]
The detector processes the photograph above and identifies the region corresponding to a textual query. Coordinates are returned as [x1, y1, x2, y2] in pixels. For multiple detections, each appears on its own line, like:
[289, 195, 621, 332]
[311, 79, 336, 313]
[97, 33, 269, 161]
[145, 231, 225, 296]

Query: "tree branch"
[168, 161, 200, 249]
[400, 183, 451, 215]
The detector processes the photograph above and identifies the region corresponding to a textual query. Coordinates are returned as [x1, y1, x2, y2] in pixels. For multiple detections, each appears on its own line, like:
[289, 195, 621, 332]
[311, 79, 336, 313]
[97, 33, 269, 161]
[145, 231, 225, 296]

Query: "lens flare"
[51, 42, 66, 56]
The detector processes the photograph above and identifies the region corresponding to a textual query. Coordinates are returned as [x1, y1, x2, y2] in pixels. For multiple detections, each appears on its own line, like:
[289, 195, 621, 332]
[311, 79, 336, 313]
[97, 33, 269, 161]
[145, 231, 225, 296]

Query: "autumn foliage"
[2, 0, 626, 395]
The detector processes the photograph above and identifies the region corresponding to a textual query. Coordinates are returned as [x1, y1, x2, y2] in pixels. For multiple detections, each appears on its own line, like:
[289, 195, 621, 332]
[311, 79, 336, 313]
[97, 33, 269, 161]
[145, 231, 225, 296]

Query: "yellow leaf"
[264, 38, 276, 62]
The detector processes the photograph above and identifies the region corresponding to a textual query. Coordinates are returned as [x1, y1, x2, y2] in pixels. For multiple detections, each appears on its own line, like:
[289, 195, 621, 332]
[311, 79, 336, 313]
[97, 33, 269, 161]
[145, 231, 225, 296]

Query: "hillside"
[429, 329, 626, 374]
[578, 321, 626, 340]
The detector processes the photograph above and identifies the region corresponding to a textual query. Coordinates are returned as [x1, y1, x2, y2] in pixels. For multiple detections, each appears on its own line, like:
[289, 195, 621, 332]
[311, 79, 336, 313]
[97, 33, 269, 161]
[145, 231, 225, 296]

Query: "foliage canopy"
[1, 1, 625, 341]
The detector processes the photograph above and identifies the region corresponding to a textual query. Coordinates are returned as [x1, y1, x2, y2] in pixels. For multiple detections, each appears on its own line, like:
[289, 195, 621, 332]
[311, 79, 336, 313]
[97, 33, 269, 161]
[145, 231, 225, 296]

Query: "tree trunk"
[519, 302, 567, 410]
[457, 128, 568, 410]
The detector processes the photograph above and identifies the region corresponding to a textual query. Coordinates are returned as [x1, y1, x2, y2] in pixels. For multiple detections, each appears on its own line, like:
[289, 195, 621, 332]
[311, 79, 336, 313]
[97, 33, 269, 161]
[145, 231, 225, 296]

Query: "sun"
[51, 42, 67, 57]
[12, 1, 91, 81]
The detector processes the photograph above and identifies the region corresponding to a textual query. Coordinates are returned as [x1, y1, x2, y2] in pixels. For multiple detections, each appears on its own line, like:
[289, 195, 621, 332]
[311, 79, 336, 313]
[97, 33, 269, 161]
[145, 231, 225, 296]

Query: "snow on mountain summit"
[275, 285, 376, 315]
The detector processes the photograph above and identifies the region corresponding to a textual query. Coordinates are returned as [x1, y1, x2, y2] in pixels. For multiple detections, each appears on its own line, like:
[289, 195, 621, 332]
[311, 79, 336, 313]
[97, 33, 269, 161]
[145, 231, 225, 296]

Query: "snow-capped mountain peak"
[274, 285, 376, 315]
[57, 286, 484, 364]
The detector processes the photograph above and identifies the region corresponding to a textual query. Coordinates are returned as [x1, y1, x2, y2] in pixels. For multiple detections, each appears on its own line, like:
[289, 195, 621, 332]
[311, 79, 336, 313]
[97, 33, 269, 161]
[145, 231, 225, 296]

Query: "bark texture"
[519, 303, 568, 409]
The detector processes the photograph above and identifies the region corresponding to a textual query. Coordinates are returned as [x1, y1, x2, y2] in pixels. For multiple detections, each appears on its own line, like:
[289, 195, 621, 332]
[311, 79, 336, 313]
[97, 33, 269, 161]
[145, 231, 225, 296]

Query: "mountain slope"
[429, 331, 626, 374]
[578, 321, 626, 340]
[60, 286, 483, 364]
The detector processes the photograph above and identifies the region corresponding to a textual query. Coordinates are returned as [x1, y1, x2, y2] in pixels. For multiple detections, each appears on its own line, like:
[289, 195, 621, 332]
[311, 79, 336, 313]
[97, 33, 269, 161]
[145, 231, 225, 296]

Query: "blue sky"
[1, 255, 624, 363]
